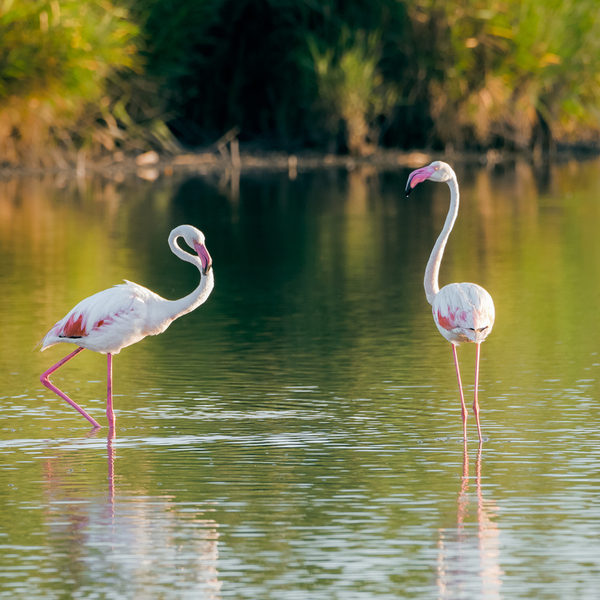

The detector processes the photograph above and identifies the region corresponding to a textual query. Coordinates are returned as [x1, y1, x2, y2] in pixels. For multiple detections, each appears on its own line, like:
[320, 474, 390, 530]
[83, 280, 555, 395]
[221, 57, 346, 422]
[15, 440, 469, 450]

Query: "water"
[1, 160, 600, 598]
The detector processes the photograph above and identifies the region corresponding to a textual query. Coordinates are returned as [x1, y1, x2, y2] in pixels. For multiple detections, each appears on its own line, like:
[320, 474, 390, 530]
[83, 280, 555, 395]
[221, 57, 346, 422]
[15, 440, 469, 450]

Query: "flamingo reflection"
[436, 443, 502, 599]
[42, 431, 222, 598]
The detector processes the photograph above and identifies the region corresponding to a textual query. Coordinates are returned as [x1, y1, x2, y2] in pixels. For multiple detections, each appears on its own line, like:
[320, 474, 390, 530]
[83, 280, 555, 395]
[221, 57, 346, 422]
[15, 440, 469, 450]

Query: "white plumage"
[406, 162, 495, 442]
[39, 225, 214, 429]
[432, 282, 495, 345]
[41, 281, 166, 354]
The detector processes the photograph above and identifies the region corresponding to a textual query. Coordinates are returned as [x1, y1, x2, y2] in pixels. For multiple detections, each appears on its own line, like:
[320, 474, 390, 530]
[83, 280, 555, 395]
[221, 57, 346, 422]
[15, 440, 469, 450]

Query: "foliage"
[403, 0, 600, 151]
[0, 0, 172, 166]
[2, 0, 600, 163]
[309, 30, 398, 156]
[129, 0, 409, 149]
[125, 0, 600, 153]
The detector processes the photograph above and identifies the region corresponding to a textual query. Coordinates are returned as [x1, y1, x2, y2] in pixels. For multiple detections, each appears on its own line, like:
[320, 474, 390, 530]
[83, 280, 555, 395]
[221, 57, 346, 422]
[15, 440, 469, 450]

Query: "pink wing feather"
[40, 281, 165, 354]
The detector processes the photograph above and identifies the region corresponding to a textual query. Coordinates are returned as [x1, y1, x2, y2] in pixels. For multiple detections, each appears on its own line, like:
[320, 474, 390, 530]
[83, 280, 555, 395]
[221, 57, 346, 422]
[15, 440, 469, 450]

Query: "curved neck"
[424, 175, 459, 305]
[165, 232, 215, 321]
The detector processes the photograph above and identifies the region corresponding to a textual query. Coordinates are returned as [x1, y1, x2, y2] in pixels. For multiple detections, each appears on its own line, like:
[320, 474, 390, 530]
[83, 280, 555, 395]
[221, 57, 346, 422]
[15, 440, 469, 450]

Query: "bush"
[0, 0, 141, 166]
[3, 0, 600, 164]
[403, 0, 600, 151]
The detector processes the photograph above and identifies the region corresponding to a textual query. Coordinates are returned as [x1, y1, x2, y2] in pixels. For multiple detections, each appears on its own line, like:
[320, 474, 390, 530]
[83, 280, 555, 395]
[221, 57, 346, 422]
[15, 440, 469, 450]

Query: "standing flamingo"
[405, 162, 495, 442]
[39, 225, 214, 429]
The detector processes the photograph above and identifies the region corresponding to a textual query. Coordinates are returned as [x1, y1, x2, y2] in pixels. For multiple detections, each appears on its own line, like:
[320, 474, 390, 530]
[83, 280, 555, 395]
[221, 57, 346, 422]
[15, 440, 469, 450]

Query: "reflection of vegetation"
[4, 165, 600, 594]
[3, 1, 600, 164]
[5, 161, 600, 400]
[5, 165, 600, 596]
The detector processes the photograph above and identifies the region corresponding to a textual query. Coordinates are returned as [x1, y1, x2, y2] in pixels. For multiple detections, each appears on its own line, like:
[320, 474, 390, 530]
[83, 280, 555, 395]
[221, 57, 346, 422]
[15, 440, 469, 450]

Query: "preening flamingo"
[39, 225, 214, 429]
[405, 162, 495, 442]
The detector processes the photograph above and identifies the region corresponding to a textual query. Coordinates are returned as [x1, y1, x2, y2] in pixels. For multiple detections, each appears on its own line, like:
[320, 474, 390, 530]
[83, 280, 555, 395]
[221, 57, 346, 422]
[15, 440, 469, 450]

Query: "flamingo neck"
[163, 232, 215, 322]
[424, 175, 459, 305]
[166, 270, 215, 321]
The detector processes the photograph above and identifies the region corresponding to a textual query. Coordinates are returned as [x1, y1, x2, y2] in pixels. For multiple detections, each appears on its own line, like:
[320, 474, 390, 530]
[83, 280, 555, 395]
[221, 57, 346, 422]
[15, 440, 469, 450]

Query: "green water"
[1, 161, 600, 598]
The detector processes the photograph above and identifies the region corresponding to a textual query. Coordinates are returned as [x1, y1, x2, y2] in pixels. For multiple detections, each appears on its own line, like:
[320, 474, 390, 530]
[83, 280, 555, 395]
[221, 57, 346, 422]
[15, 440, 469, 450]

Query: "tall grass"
[404, 0, 600, 151]
[2, 0, 600, 165]
[0, 1, 147, 166]
[310, 30, 398, 155]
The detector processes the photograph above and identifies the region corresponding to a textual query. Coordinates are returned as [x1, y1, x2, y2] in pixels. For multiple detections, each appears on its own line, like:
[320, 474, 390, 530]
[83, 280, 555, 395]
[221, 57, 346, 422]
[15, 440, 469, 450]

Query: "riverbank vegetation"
[2, 0, 600, 167]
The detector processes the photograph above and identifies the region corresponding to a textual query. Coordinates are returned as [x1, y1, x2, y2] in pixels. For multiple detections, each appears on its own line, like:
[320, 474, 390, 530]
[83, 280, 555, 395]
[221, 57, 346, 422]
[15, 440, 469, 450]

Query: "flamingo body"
[432, 282, 494, 345]
[41, 281, 179, 355]
[39, 225, 214, 429]
[406, 161, 494, 442]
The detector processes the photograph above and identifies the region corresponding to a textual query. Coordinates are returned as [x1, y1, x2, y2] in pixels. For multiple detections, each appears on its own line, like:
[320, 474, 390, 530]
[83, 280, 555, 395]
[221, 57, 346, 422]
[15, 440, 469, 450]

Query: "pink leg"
[452, 344, 468, 441]
[473, 343, 483, 443]
[40, 347, 101, 428]
[106, 353, 115, 429]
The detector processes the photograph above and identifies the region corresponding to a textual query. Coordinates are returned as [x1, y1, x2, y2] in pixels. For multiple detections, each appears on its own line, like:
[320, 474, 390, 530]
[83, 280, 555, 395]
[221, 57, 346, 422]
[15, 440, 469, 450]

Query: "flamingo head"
[175, 225, 212, 275]
[405, 161, 455, 196]
[194, 241, 212, 276]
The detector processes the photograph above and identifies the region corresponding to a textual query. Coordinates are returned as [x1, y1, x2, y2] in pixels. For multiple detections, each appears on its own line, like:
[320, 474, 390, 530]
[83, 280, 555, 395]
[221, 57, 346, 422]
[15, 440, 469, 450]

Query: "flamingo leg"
[452, 344, 468, 441]
[40, 347, 101, 428]
[473, 343, 483, 443]
[106, 353, 115, 429]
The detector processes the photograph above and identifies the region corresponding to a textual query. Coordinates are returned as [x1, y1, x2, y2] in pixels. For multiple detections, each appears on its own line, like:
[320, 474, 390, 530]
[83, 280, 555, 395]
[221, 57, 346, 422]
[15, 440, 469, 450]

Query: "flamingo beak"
[405, 165, 436, 196]
[194, 242, 212, 275]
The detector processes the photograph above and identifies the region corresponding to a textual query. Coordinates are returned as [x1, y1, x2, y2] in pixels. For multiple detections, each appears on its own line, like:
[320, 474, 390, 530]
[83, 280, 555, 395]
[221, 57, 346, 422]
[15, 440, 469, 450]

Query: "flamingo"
[39, 225, 214, 430]
[405, 161, 495, 442]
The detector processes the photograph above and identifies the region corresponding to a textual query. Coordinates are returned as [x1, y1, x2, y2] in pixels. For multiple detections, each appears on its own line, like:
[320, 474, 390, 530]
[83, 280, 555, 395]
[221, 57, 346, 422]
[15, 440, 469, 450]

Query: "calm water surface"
[1, 160, 600, 598]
